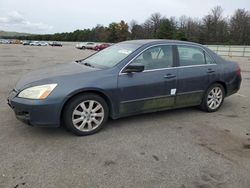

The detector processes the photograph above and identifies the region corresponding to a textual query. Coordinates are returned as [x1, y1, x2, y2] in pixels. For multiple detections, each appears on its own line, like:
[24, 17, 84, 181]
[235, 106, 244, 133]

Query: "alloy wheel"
[72, 100, 104, 132]
[207, 86, 223, 110]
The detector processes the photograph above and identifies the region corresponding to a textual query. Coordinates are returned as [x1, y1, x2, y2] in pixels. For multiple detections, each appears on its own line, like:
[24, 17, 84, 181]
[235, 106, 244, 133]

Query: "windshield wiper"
[75, 59, 82, 63]
[82, 62, 95, 68]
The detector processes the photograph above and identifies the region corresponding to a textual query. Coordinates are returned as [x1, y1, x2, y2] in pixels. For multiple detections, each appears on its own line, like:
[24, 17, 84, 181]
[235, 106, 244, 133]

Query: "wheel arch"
[59, 89, 114, 126]
[214, 81, 227, 96]
[202, 81, 227, 104]
[200, 81, 227, 112]
[204, 81, 227, 95]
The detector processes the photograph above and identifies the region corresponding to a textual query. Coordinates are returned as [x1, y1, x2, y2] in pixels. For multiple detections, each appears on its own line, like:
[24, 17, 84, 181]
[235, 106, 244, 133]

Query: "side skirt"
[116, 91, 204, 119]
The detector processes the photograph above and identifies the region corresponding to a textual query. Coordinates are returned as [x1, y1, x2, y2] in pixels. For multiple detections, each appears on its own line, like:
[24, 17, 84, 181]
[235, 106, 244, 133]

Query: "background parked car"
[30, 41, 40, 46]
[76, 42, 100, 50]
[49, 42, 62, 47]
[94, 43, 111, 51]
[39, 42, 49, 46]
[0, 39, 11, 44]
[22, 40, 31, 45]
[30, 41, 48, 46]
[10, 40, 22, 44]
[85, 42, 99, 50]
[76, 42, 88, 49]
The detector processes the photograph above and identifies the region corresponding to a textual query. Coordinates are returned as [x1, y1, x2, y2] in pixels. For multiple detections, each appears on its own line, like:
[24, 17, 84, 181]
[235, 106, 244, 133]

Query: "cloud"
[0, 11, 53, 32]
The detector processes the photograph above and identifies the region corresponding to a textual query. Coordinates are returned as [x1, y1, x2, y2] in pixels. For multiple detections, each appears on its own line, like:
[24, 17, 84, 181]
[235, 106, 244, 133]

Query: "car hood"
[15, 62, 99, 90]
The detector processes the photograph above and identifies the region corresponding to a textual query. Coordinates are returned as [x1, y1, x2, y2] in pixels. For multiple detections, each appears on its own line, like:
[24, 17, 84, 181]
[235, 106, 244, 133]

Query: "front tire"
[200, 83, 225, 112]
[63, 93, 109, 136]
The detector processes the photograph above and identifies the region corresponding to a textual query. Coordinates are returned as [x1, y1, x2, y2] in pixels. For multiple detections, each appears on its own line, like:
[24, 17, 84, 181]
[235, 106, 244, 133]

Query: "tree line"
[16, 6, 250, 45]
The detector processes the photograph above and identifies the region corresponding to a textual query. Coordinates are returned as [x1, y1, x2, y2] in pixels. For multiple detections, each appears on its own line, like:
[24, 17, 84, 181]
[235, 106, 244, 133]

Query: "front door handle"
[164, 74, 176, 79]
[207, 68, 215, 73]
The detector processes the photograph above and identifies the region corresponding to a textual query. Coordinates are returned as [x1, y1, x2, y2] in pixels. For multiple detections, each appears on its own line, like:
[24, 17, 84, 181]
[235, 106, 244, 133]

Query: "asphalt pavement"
[0, 44, 250, 188]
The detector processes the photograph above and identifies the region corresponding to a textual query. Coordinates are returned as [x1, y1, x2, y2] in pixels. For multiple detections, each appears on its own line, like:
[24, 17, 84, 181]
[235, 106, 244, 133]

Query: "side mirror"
[123, 64, 144, 73]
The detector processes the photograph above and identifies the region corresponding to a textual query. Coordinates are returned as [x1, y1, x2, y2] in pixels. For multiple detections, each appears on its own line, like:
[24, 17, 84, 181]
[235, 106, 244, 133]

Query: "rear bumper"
[226, 74, 242, 97]
[8, 90, 61, 127]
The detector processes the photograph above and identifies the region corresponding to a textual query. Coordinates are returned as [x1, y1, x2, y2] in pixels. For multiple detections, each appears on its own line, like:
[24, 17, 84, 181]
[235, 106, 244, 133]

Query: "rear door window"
[205, 53, 215, 64]
[177, 46, 206, 66]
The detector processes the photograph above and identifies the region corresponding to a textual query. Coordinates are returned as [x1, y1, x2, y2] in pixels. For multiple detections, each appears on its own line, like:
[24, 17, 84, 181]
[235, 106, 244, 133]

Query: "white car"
[30, 41, 40, 46]
[76, 42, 100, 50]
[0, 39, 11, 44]
[30, 41, 48, 46]
[85, 42, 99, 49]
[39, 42, 48, 46]
[76, 42, 88, 49]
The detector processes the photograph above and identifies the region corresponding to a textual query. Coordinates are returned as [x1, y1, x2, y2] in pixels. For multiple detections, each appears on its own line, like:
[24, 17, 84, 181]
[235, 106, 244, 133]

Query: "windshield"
[80, 43, 140, 68]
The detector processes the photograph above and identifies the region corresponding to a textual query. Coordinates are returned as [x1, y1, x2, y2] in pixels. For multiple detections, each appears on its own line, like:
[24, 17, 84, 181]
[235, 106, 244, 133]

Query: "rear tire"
[63, 93, 109, 136]
[200, 83, 225, 112]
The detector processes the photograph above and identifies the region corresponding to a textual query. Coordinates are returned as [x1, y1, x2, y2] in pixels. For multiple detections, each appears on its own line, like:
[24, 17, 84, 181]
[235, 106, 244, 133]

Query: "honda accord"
[8, 40, 242, 135]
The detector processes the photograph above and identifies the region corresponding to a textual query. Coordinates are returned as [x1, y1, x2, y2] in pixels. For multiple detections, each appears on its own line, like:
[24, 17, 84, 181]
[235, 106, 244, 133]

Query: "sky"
[0, 0, 249, 34]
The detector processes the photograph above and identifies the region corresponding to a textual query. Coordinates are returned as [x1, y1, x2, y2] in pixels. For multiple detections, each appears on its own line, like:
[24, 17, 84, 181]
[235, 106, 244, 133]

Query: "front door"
[118, 45, 177, 116]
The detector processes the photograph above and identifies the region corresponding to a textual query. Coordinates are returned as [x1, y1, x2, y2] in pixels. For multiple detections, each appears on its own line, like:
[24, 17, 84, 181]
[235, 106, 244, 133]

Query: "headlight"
[18, 84, 57, 99]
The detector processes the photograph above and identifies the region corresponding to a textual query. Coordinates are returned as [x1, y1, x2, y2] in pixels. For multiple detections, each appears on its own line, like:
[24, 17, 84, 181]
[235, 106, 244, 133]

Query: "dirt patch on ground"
[191, 124, 250, 166]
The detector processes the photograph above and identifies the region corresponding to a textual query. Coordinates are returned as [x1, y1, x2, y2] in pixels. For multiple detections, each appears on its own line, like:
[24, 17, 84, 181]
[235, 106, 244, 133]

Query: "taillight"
[236, 67, 241, 76]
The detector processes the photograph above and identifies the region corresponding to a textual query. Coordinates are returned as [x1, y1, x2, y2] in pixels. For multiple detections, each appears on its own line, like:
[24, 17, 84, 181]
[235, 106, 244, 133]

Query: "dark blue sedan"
[8, 40, 242, 135]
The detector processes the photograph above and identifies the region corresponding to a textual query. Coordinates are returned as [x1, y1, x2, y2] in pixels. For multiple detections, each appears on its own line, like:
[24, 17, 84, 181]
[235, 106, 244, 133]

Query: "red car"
[94, 43, 111, 51]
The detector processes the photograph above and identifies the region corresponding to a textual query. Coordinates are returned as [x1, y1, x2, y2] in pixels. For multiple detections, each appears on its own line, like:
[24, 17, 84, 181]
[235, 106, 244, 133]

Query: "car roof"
[120, 39, 203, 47]
[119, 39, 223, 62]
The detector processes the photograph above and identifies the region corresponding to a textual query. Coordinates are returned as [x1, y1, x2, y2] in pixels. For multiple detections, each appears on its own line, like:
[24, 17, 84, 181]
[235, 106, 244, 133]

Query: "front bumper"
[8, 89, 61, 127]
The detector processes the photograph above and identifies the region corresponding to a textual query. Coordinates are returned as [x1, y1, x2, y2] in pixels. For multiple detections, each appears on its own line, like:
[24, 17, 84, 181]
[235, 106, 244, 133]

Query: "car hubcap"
[207, 87, 223, 110]
[72, 100, 104, 132]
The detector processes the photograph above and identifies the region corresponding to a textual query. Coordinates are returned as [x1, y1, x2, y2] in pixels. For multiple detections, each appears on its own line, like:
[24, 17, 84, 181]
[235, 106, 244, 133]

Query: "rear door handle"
[207, 68, 215, 73]
[164, 74, 176, 79]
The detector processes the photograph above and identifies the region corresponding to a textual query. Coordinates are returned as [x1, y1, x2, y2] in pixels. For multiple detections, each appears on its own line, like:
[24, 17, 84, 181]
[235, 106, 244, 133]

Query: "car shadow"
[104, 100, 235, 131]
[23, 125, 73, 137]
[105, 106, 200, 130]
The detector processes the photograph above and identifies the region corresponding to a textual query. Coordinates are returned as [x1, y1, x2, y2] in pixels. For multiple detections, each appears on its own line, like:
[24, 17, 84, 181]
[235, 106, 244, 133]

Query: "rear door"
[175, 45, 218, 107]
[118, 45, 178, 116]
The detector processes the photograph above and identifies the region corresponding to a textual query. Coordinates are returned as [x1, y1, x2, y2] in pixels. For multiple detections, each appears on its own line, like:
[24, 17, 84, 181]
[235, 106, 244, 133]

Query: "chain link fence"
[206, 45, 250, 58]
